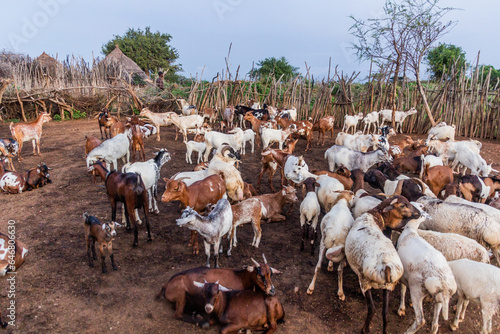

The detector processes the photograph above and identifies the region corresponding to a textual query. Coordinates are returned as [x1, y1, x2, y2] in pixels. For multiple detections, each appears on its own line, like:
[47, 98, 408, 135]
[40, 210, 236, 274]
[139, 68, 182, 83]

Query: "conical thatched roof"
[36, 52, 60, 68]
[104, 45, 151, 82]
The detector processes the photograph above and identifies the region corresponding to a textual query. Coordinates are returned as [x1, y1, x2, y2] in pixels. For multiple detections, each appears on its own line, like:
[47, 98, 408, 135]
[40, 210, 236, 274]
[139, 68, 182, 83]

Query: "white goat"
[426, 137, 482, 166]
[451, 147, 496, 176]
[177, 98, 198, 115]
[261, 127, 292, 150]
[86, 132, 130, 171]
[397, 215, 457, 334]
[379, 107, 417, 133]
[417, 196, 500, 265]
[324, 145, 392, 173]
[362, 111, 380, 134]
[283, 155, 309, 184]
[176, 198, 233, 268]
[299, 178, 321, 253]
[281, 106, 297, 121]
[168, 113, 205, 142]
[444, 195, 500, 222]
[342, 113, 363, 134]
[307, 191, 354, 300]
[139, 108, 177, 142]
[351, 189, 382, 219]
[184, 140, 206, 164]
[427, 122, 455, 141]
[122, 149, 171, 213]
[204, 128, 244, 161]
[240, 129, 255, 155]
[335, 131, 361, 146]
[448, 259, 500, 334]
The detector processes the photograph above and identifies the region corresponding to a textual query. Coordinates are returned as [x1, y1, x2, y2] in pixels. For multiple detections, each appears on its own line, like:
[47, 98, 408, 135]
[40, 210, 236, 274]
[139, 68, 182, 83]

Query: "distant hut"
[36, 52, 61, 78]
[103, 45, 152, 84]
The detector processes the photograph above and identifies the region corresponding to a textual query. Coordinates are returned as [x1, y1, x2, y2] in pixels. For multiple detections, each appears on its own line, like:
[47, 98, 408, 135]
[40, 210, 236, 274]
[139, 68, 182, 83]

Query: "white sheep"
[397, 215, 457, 334]
[379, 107, 417, 133]
[86, 132, 130, 171]
[307, 191, 354, 300]
[342, 113, 363, 134]
[184, 140, 206, 164]
[240, 129, 255, 155]
[362, 111, 380, 134]
[427, 122, 455, 141]
[444, 195, 500, 222]
[448, 259, 500, 334]
[324, 145, 392, 172]
[203, 128, 244, 161]
[261, 127, 292, 150]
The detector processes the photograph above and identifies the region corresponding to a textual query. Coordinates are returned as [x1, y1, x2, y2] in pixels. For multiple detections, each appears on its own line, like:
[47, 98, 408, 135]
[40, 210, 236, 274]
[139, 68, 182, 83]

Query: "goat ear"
[382, 205, 394, 213]
[314, 182, 320, 188]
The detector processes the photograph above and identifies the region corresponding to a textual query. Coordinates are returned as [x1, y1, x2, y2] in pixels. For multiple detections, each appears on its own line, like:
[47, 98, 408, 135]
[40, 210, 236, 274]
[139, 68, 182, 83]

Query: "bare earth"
[0, 119, 498, 334]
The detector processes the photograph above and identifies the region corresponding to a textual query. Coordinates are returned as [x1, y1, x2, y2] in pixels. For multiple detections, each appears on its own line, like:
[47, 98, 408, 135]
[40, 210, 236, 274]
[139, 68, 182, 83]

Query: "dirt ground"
[0, 119, 498, 334]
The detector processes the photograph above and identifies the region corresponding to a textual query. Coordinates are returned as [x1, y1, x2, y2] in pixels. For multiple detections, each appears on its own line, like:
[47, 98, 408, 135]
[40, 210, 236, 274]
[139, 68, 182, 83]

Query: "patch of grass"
[4, 118, 20, 123]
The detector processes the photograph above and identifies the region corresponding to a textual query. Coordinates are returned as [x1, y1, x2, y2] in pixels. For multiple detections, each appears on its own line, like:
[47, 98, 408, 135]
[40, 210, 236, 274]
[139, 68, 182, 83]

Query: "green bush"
[72, 109, 87, 119]
[4, 119, 20, 123]
[53, 115, 62, 121]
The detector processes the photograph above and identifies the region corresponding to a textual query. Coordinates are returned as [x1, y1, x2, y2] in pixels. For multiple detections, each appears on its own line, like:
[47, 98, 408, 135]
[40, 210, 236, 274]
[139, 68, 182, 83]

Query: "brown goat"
[110, 121, 126, 137]
[83, 212, 118, 273]
[312, 166, 354, 190]
[257, 138, 298, 192]
[351, 169, 365, 193]
[275, 116, 314, 151]
[130, 124, 146, 162]
[10, 112, 52, 161]
[161, 175, 226, 254]
[422, 165, 454, 198]
[312, 115, 335, 146]
[24, 163, 52, 189]
[254, 186, 298, 222]
[483, 176, 500, 199]
[0, 232, 28, 275]
[98, 110, 118, 139]
[242, 182, 258, 199]
[229, 198, 263, 253]
[393, 156, 421, 173]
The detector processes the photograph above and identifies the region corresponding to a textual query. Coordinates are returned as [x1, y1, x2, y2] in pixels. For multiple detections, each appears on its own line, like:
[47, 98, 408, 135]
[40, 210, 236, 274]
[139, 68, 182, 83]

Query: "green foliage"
[249, 57, 300, 81]
[480, 65, 500, 88]
[426, 43, 467, 79]
[102, 27, 181, 76]
[4, 118, 20, 123]
[53, 114, 61, 121]
[72, 109, 87, 119]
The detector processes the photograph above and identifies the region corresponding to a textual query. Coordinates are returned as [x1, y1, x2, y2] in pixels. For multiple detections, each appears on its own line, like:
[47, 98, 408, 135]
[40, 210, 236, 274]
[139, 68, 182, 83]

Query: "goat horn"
[251, 258, 260, 268]
[392, 179, 405, 196]
[262, 254, 268, 264]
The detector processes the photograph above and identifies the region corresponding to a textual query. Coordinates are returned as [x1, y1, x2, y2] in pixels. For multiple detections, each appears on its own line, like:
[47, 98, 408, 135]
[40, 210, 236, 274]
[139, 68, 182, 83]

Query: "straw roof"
[36, 52, 60, 68]
[104, 45, 151, 82]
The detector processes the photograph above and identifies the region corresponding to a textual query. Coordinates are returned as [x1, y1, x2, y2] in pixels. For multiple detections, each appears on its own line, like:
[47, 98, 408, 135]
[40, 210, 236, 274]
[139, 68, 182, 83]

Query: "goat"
[240, 129, 255, 155]
[192, 281, 285, 333]
[342, 113, 363, 134]
[0, 138, 19, 171]
[397, 215, 457, 334]
[243, 112, 276, 148]
[275, 116, 314, 151]
[261, 126, 292, 150]
[299, 177, 321, 254]
[345, 196, 421, 333]
[139, 108, 177, 141]
[419, 154, 444, 179]
[422, 165, 454, 198]
[10, 112, 52, 161]
[168, 113, 205, 142]
[184, 140, 206, 164]
[223, 106, 235, 128]
[448, 259, 500, 334]
[202, 107, 217, 125]
[89, 161, 150, 248]
[177, 98, 198, 115]
[307, 191, 354, 300]
[362, 111, 380, 134]
[379, 107, 417, 133]
[451, 147, 496, 176]
[162, 174, 226, 254]
[0, 159, 27, 194]
[86, 132, 130, 171]
[254, 186, 298, 222]
[482, 176, 500, 199]
[312, 167, 354, 190]
[122, 149, 171, 213]
[130, 124, 146, 162]
[97, 110, 117, 139]
[156, 256, 280, 322]
[312, 115, 335, 145]
[427, 122, 455, 141]
[257, 139, 298, 192]
[83, 212, 118, 273]
[229, 198, 263, 254]
[24, 163, 52, 189]
[203, 128, 244, 161]
[324, 145, 392, 173]
[0, 232, 28, 276]
[351, 189, 382, 219]
[176, 198, 233, 268]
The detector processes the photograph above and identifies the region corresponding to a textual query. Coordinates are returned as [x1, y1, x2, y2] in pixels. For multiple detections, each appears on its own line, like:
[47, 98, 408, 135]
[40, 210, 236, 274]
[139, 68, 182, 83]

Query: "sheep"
[299, 177, 321, 254]
[184, 140, 206, 164]
[345, 196, 421, 333]
[379, 107, 417, 133]
[427, 122, 455, 141]
[444, 195, 500, 222]
[83, 212, 119, 273]
[324, 145, 392, 173]
[206, 158, 245, 202]
[342, 112, 363, 134]
[122, 149, 171, 213]
[176, 198, 233, 268]
[448, 259, 500, 334]
[307, 190, 354, 300]
[260, 127, 292, 150]
[240, 129, 255, 154]
[416, 196, 500, 265]
[10, 112, 52, 161]
[203, 128, 244, 161]
[86, 132, 130, 171]
[362, 111, 380, 134]
[396, 215, 457, 334]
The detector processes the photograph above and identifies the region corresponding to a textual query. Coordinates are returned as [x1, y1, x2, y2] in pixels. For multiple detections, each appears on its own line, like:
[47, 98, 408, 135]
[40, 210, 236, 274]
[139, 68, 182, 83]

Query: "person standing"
[156, 71, 164, 90]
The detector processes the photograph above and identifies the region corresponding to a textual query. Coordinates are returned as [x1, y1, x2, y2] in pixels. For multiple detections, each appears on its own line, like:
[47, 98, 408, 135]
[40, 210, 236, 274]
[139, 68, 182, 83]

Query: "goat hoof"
[397, 309, 405, 317]
[147, 238, 153, 243]
[338, 293, 345, 301]
[102, 268, 108, 274]
[132, 243, 138, 248]
[112, 265, 118, 271]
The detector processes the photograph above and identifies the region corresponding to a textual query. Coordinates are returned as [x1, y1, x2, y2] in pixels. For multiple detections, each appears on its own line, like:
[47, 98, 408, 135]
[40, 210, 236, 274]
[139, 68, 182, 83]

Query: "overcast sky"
[0, 0, 498, 81]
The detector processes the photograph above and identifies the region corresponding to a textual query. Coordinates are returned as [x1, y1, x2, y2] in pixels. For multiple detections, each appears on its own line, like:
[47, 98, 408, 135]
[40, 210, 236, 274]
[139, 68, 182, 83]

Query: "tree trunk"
[415, 70, 436, 127]
[391, 57, 401, 129]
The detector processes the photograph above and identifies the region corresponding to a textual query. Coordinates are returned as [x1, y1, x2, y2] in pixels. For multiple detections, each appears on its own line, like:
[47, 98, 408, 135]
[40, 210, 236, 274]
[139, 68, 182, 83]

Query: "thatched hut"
[35, 52, 61, 77]
[103, 45, 152, 84]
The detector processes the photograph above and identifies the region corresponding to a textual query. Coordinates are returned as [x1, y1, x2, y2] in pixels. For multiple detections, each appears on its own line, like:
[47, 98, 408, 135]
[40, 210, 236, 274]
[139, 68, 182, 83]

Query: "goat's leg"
[17, 140, 23, 161]
[398, 284, 407, 316]
[156, 126, 161, 142]
[110, 198, 118, 225]
[481, 303, 494, 334]
[86, 237, 94, 267]
[99, 243, 108, 273]
[307, 240, 325, 294]
[431, 299, 443, 334]
[405, 289, 426, 334]
[91, 239, 97, 260]
[252, 220, 262, 248]
[214, 241, 221, 268]
[140, 143, 146, 161]
[100, 126, 105, 140]
[311, 217, 319, 255]
[32, 139, 36, 156]
[300, 220, 305, 251]
[134, 209, 143, 225]
[36, 137, 41, 155]
[121, 204, 128, 228]
[108, 242, 117, 270]
[204, 241, 211, 268]
[362, 289, 375, 334]
[337, 259, 346, 300]
[143, 203, 152, 243]
[382, 289, 391, 334]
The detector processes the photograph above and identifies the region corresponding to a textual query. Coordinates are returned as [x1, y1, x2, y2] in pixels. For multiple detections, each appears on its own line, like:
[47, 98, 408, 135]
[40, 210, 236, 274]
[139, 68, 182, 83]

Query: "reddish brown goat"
[351, 169, 365, 193]
[90, 161, 150, 248]
[254, 186, 298, 222]
[408, 145, 428, 157]
[156, 256, 280, 323]
[483, 176, 500, 199]
[193, 281, 285, 334]
[83, 212, 118, 274]
[161, 174, 226, 254]
[130, 124, 146, 162]
[242, 182, 258, 199]
[24, 163, 52, 189]
[393, 156, 421, 173]
[422, 165, 454, 198]
[312, 166, 354, 190]
[312, 115, 335, 146]
[97, 110, 118, 139]
[257, 139, 298, 192]
[275, 116, 314, 151]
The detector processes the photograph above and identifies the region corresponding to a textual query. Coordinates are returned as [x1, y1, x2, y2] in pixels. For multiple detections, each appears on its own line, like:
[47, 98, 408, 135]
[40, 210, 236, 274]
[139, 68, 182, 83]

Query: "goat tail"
[135, 173, 143, 188]
[9, 122, 14, 131]
[155, 286, 167, 301]
[384, 265, 392, 283]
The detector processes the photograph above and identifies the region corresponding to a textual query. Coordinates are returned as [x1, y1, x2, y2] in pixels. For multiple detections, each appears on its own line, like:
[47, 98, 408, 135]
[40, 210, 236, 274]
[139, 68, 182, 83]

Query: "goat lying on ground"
[0, 158, 27, 194]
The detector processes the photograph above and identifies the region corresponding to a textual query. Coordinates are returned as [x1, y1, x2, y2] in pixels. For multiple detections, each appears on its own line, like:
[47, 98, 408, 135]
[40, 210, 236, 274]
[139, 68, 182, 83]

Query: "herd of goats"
[1, 99, 500, 333]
